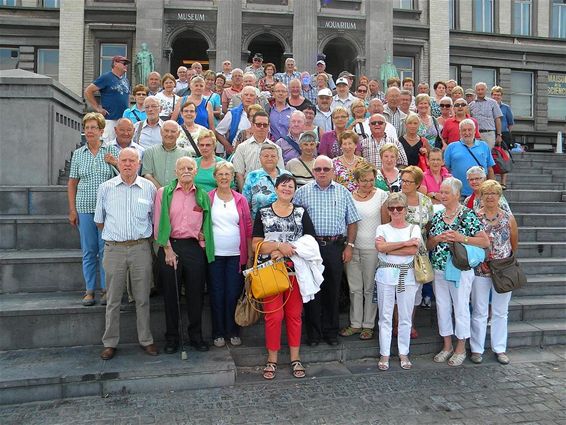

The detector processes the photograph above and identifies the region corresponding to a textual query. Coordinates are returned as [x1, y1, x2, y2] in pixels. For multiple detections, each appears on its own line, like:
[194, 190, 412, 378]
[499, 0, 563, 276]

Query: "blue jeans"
[78, 213, 105, 292]
[208, 256, 244, 339]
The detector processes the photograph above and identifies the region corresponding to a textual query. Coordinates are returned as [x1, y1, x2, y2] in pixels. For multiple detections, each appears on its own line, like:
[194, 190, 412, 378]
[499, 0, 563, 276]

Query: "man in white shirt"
[133, 96, 164, 149]
[175, 66, 189, 94]
[313, 88, 334, 132]
[331, 77, 356, 112]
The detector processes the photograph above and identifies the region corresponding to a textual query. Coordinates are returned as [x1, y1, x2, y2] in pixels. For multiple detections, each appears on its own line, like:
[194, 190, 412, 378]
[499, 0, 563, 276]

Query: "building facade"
[0, 0, 565, 147]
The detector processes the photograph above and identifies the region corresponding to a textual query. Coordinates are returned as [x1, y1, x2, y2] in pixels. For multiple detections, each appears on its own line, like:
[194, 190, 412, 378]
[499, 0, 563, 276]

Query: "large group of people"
[71, 53, 518, 376]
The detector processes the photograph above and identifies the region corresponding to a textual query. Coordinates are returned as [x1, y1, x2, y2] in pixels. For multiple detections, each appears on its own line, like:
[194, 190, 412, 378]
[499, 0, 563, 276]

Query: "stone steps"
[0, 215, 80, 250]
[503, 189, 564, 202]
[512, 274, 566, 297]
[0, 186, 67, 216]
[519, 257, 566, 275]
[518, 227, 566, 242]
[517, 241, 566, 258]
[508, 202, 566, 214]
[514, 213, 566, 227]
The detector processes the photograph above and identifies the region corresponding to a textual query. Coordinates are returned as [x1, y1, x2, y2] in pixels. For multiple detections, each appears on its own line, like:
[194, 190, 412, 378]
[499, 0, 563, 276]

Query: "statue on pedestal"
[135, 43, 155, 86]
[379, 55, 399, 89]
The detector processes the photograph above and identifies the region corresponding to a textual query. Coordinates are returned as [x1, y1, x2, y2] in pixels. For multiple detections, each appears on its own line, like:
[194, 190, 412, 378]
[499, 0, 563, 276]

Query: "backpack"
[492, 146, 512, 174]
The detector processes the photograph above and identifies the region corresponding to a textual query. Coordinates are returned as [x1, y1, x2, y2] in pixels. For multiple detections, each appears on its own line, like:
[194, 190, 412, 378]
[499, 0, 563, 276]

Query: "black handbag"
[488, 253, 527, 294]
[449, 242, 471, 271]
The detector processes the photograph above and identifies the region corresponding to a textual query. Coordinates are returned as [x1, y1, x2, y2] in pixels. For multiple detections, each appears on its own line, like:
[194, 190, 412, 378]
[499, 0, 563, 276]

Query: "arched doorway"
[247, 34, 285, 72]
[170, 30, 210, 73]
[322, 37, 357, 81]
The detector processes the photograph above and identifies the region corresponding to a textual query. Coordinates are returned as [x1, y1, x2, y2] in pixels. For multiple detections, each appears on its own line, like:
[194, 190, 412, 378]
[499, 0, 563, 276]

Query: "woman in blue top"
[174, 76, 214, 129]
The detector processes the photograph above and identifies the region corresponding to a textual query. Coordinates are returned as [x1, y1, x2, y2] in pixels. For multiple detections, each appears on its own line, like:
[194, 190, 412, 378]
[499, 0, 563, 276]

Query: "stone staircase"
[1, 152, 565, 405]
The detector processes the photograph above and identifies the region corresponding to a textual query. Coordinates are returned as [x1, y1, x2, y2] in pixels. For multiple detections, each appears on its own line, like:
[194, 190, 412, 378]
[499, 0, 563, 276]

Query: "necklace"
[443, 205, 461, 220]
[341, 155, 357, 167]
[216, 191, 233, 208]
[355, 189, 370, 199]
[483, 211, 500, 223]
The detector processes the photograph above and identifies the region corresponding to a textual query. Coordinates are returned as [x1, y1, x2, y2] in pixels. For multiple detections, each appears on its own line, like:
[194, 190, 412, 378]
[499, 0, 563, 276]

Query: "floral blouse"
[242, 168, 291, 219]
[333, 156, 365, 192]
[417, 117, 441, 148]
[474, 209, 513, 277]
[406, 193, 435, 238]
[429, 206, 483, 271]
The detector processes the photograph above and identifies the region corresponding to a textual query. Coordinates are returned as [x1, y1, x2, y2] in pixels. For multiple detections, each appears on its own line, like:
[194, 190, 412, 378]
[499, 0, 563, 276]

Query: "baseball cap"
[336, 77, 349, 86]
[316, 60, 325, 66]
[338, 71, 354, 78]
[112, 55, 131, 64]
[465, 89, 475, 95]
[253, 53, 263, 61]
[318, 88, 333, 97]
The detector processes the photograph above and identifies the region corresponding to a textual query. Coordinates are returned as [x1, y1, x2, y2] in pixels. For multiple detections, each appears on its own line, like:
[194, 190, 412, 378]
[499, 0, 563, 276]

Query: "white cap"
[317, 88, 333, 97]
[316, 60, 325, 66]
[336, 77, 349, 85]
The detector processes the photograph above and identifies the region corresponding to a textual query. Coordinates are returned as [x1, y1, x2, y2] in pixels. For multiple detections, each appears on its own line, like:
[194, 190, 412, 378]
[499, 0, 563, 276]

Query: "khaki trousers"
[344, 248, 379, 329]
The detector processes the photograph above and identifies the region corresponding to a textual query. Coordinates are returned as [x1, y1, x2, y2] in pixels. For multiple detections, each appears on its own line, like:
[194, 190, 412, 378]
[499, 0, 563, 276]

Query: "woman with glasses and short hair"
[319, 107, 356, 159]
[123, 84, 148, 124]
[415, 94, 443, 149]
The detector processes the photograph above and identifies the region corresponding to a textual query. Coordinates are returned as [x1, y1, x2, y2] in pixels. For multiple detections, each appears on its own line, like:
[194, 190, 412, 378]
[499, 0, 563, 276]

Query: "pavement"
[1, 345, 565, 425]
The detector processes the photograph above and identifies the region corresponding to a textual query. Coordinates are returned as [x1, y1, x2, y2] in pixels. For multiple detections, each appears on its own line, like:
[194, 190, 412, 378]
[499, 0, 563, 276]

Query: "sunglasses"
[387, 206, 405, 212]
[313, 167, 332, 173]
[254, 122, 269, 128]
[253, 58, 263, 62]
[454, 103, 467, 107]
[357, 89, 367, 93]
[440, 104, 452, 108]
[370, 121, 385, 126]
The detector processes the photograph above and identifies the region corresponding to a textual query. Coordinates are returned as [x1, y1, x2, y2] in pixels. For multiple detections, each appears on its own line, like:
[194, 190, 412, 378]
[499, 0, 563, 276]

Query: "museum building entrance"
[170, 30, 210, 72]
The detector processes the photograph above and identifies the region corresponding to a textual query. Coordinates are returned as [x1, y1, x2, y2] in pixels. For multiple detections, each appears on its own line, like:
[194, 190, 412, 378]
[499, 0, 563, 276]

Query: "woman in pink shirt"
[422, 148, 451, 204]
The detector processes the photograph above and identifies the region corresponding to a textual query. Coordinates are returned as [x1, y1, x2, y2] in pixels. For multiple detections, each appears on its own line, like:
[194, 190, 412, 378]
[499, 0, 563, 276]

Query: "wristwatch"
[346, 242, 355, 248]
[464, 236, 469, 243]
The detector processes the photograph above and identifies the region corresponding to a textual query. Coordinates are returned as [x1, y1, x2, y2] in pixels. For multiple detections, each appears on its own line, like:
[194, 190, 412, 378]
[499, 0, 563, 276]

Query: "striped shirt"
[468, 97, 503, 131]
[382, 105, 407, 137]
[141, 144, 191, 187]
[274, 71, 301, 87]
[360, 134, 408, 170]
[294, 180, 360, 237]
[94, 175, 156, 242]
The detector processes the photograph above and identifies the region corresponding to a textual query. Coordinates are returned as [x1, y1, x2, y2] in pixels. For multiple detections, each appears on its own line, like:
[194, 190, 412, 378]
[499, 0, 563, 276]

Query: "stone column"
[292, 0, 317, 72]
[216, 0, 242, 68]
[135, 0, 164, 74]
[535, 71, 549, 131]
[498, 0, 511, 34]
[537, 0, 550, 37]
[58, 0, 84, 95]
[428, 0, 450, 84]
[365, 0, 393, 80]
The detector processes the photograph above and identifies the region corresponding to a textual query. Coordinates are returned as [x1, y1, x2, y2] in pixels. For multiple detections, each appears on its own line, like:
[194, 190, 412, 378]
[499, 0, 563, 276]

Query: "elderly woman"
[315, 72, 329, 91]
[375, 143, 402, 193]
[203, 70, 223, 125]
[422, 148, 452, 204]
[242, 144, 291, 218]
[302, 103, 321, 142]
[318, 106, 350, 159]
[286, 131, 317, 187]
[258, 63, 277, 93]
[176, 101, 207, 155]
[193, 130, 227, 192]
[400, 112, 431, 166]
[464, 166, 511, 213]
[450, 86, 465, 104]
[252, 174, 316, 379]
[232, 104, 264, 148]
[68, 113, 119, 306]
[214, 74, 227, 95]
[437, 96, 453, 127]
[208, 161, 252, 348]
[155, 73, 180, 121]
[430, 81, 447, 118]
[333, 130, 366, 192]
[375, 192, 422, 370]
[470, 180, 518, 365]
[416, 94, 442, 149]
[340, 162, 388, 340]
[427, 177, 490, 366]
[287, 78, 312, 111]
[174, 76, 214, 129]
[347, 100, 369, 135]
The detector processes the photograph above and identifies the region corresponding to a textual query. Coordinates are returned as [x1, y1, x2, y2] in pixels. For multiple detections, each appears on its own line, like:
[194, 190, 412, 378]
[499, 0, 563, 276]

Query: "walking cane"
[173, 261, 188, 361]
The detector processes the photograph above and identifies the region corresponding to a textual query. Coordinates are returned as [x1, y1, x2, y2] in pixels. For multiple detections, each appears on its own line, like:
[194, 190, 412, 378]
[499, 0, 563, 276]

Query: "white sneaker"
[213, 337, 225, 347]
[230, 336, 242, 346]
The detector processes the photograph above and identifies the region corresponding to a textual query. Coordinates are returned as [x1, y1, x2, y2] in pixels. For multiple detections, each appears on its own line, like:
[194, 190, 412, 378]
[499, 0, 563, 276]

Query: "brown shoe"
[100, 347, 116, 360]
[142, 343, 159, 356]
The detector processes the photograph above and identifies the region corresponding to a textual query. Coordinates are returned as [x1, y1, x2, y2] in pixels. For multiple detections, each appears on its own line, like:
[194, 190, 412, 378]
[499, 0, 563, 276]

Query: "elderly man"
[275, 57, 301, 87]
[220, 60, 232, 82]
[191, 62, 203, 76]
[442, 98, 481, 144]
[244, 53, 265, 80]
[95, 148, 158, 360]
[147, 71, 162, 96]
[232, 111, 284, 190]
[133, 96, 164, 149]
[221, 68, 244, 113]
[468, 82, 503, 149]
[269, 82, 295, 142]
[142, 120, 191, 189]
[275, 110, 306, 164]
[361, 99, 398, 140]
[399, 89, 413, 115]
[444, 118, 495, 197]
[229, 73, 270, 111]
[154, 156, 214, 353]
[313, 60, 336, 91]
[446, 79, 458, 97]
[294, 155, 361, 346]
[215, 85, 258, 156]
[313, 88, 333, 132]
[175, 66, 189, 94]
[84, 55, 131, 142]
[301, 71, 318, 105]
[382, 87, 407, 137]
[368, 79, 385, 101]
[107, 118, 145, 161]
[331, 77, 356, 112]
[417, 82, 429, 95]
[360, 113, 408, 170]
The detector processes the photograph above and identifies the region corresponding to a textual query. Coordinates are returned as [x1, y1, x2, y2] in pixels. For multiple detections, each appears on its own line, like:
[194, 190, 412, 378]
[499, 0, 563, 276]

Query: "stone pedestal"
[365, 0, 393, 80]
[293, 0, 317, 72]
[0, 70, 83, 186]
[135, 0, 164, 74]
[216, 1, 242, 68]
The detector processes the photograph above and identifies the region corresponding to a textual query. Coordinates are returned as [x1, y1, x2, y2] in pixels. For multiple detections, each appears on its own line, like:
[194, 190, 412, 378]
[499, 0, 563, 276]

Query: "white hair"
[440, 96, 453, 105]
[466, 166, 486, 179]
[475, 82, 487, 89]
[163, 120, 180, 131]
[440, 177, 463, 196]
[119, 147, 141, 161]
[290, 110, 306, 121]
[175, 156, 197, 169]
[314, 155, 332, 168]
[459, 118, 476, 131]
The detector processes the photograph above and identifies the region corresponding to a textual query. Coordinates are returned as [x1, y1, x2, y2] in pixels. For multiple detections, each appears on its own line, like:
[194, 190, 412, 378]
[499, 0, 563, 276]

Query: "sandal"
[290, 360, 306, 379]
[262, 362, 277, 380]
[399, 355, 412, 370]
[410, 328, 419, 339]
[339, 326, 362, 337]
[448, 352, 466, 367]
[433, 349, 454, 363]
[378, 356, 390, 371]
[359, 328, 374, 340]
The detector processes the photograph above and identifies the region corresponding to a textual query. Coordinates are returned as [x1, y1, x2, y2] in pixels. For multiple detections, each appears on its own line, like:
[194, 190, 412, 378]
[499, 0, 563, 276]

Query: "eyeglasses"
[483, 192, 499, 197]
[387, 206, 405, 212]
[357, 89, 367, 93]
[183, 109, 196, 113]
[358, 179, 374, 184]
[333, 115, 348, 119]
[254, 122, 269, 128]
[135, 92, 147, 96]
[401, 179, 415, 185]
[313, 167, 332, 173]
[145, 105, 160, 109]
[454, 103, 467, 107]
[253, 58, 262, 62]
[468, 177, 484, 182]
[440, 104, 452, 108]
[370, 121, 385, 126]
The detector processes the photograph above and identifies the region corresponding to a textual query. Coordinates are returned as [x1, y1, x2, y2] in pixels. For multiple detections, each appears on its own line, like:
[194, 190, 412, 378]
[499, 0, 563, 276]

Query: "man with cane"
[153, 157, 215, 354]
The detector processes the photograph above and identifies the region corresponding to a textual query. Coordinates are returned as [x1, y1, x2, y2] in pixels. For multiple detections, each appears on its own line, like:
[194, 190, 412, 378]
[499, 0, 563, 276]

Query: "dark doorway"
[170, 30, 209, 73]
[322, 37, 357, 81]
[247, 34, 285, 72]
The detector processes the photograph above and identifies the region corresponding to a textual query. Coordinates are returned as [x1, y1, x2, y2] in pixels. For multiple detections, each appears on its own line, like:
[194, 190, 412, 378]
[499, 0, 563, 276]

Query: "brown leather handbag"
[488, 253, 527, 294]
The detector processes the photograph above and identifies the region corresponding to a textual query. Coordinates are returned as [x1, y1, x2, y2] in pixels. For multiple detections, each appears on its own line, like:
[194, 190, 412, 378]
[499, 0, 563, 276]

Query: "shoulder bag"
[234, 278, 261, 327]
[244, 240, 291, 300]
[448, 208, 472, 271]
[488, 253, 527, 294]
[181, 126, 202, 157]
[412, 205, 433, 284]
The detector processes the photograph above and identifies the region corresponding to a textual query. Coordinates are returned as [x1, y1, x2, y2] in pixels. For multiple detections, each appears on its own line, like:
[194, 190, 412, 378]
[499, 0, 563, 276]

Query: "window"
[37, 49, 59, 79]
[473, 0, 494, 32]
[42, 0, 59, 7]
[513, 0, 531, 36]
[449, 65, 459, 83]
[449, 0, 457, 30]
[0, 47, 19, 70]
[393, 56, 414, 81]
[510, 71, 533, 117]
[100, 43, 127, 75]
[552, 0, 566, 38]
[548, 73, 566, 121]
[0, 0, 17, 6]
[472, 67, 496, 89]
[397, 0, 413, 9]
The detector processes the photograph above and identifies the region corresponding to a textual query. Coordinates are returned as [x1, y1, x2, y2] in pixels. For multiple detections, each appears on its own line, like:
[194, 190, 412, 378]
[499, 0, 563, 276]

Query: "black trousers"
[304, 241, 345, 341]
[159, 238, 206, 343]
